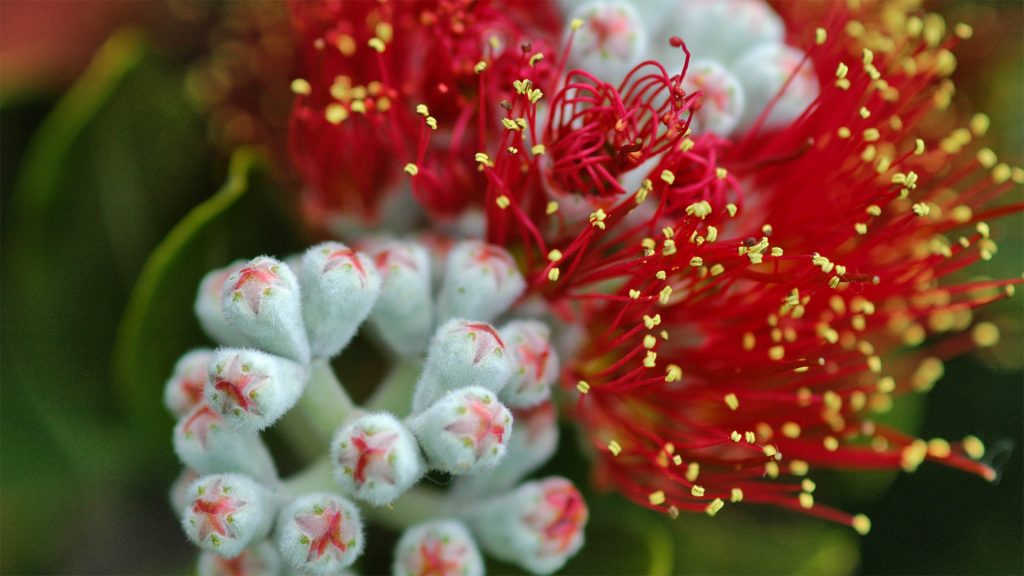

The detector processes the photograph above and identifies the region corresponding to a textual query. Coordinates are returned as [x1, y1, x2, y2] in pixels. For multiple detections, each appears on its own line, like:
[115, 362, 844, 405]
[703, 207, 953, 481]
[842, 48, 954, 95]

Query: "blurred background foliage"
[1, 1, 1020, 574]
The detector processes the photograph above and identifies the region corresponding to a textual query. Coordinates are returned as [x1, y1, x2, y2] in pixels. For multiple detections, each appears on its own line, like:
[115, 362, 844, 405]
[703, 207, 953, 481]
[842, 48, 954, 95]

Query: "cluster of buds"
[166, 239, 587, 574]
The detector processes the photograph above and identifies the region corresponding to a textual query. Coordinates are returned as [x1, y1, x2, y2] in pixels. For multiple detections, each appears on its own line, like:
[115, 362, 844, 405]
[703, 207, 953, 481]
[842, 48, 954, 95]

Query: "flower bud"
[195, 261, 250, 347]
[165, 349, 213, 417]
[277, 492, 364, 575]
[330, 413, 425, 506]
[205, 348, 308, 432]
[733, 43, 819, 133]
[566, 1, 648, 84]
[222, 256, 310, 364]
[393, 520, 484, 576]
[466, 477, 588, 575]
[182, 474, 275, 558]
[453, 403, 559, 498]
[647, 0, 783, 67]
[499, 321, 559, 409]
[364, 240, 434, 357]
[198, 541, 282, 576]
[170, 468, 200, 516]
[680, 60, 746, 136]
[300, 242, 382, 359]
[409, 387, 513, 475]
[412, 319, 512, 414]
[436, 241, 525, 324]
[173, 404, 278, 483]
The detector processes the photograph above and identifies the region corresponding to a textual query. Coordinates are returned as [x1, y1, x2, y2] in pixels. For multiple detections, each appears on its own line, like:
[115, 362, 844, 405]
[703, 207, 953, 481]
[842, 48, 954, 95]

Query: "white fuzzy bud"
[205, 348, 308, 433]
[409, 387, 513, 475]
[566, 1, 648, 83]
[453, 402, 559, 498]
[165, 349, 213, 418]
[331, 413, 425, 506]
[680, 60, 746, 136]
[300, 242, 382, 359]
[170, 468, 200, 517]
[412, 319, 511, 414]
[364, 240, 434, 357]
[466, 477, 588, 575]
[647, 0, 784, 67]
[222, 256, 310, 364]
[499, 320, 559, 409]
[277, 492, 364, 575]
[195, 261, 250, 347]
[173, 404, 278, 483]
[182, 474, 275, 558]
[198, 541, 282, 576]
[436, 241, 525, 324]
[733, 43, 819, 134]
[393, 520, 484, 576]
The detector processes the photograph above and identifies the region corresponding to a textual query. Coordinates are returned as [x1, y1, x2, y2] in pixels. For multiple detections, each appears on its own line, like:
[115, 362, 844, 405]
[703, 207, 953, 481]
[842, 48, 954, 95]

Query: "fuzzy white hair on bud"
[412, 319, 512, 414]
[680, 59, 746, 136]
[409, 387, 513, 475]
[173, 404, 279, 484]
[645, 0, 784, 67]
[222, 256, 310, 364]
[276, 492, 364, 575]
[393, 520, 484, 576]
[498, 320, 559, 409]
[195, 261, 250, 347]
[197, 541, 282, 576]
[300, 242, 381, 359]
[165, 349, 213, 418]
[331, 413, 425, 506]
[565, 1, 648, 83]
[466, 476, 588, 575]
[364, 240, 434, 357]
[170, 468, 200, 518]
[205, 348, 308, 433]
[436, 241, 525, 324]
[182, 474, 275, 558]
[732, 43, 819, 134]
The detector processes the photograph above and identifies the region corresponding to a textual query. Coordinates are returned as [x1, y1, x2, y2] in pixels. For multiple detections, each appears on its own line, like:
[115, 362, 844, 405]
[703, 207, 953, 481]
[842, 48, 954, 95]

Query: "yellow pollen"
[545, 200, 558, 215]
[992, 163, 1012, 183]
[374, 21, 393, 43]
[782, 422, 801, 438]
[644, 314, 662, 329]
[976, 221, 990, 238]
[336, 34, 356, 56]
[706, 498, 725, 516]
[495, 195, 511, 209]
[799, 492, 814, 509]
[971, 322, 1000, 347]
[963, 435, 985, 460]
[691, 485, 705, 498]
[589, 209, 607, 230]
[571, 18, 584, 30]
[836, 62, 849, 79]
[403, 163, 418, 176]
[689, 256, 703, 267]
[765, 461, 780, 478]
[686, 462, 700, 482]
[367, 37, 386, 53]
[724, 393, 739, 411]
[855, 223, 868, 235]
[424, 115, 437, 129]
[977, 148, 997, 168]
[816, 27, 827, 44]
[547, 268, 560, 282]
[863, 128, 880, 142]
[648, 490, 666, 506]
[290, 78, 312, 95]
[576, 381, 590, 394]
[546, 249, 562, 263]
[608, 440, 622, 456]
[716, 167, 728, 179]
[853, 514, 872, 535]
[763, 445, 779, 458]
[643, 334, 657, 350]
[730, 488, 744, 503]
[859, 107, 871, 119]
[901, 439, 928, 472]
[660, 170, 676, 185]
[629, 289, 641, 300]
[824, 436, 840, 451]
[927, 438, 952, 458]
[915, 139, 925, 155]
[730, 431, 742, 443]
[325, 103, 349, 124]
[672, 454, 682, 466]
[768, 345, 785, 361]
[474, 61, 488, 74]
[655, 270, 667, 281]
[955, 22, 974, 39]
[658, 286, 673, 305]
[710, 264, 725, 276]
[790, 460, 809, 476]
[643, 351, 657, 368]
[531, 144, 546, 156]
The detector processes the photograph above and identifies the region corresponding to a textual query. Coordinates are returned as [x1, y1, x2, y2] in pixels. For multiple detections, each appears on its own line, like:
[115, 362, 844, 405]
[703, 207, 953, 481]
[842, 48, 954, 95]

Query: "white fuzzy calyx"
[364, 239, 434, 357]
[222, 256, 310, 364]
[165, 349, 214, 418]
[276, 492, 365, 575]
[393, 520, 484, 576]
[680, 60, 746, 136]
[205, 348, 308, 433]
[182, 473, 275, 559]
[412, 318, 512, 414]
[173, 404, 278, 484]
[300, 242, 382, 359]
[436, 240, 525, 325]
[732, 43, 819, 133]
[330, 412, 425, 506]
[409, 387, 513, 475]
[195, 261, 250, 347]
[197, 541, 282, 576]
[499, 320, 559, 409]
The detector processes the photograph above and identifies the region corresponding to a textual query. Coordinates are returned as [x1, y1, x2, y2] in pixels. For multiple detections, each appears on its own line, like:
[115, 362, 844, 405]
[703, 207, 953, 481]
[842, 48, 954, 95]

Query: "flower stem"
[295, 359, 356, 443]
[364, 357, 423, 415]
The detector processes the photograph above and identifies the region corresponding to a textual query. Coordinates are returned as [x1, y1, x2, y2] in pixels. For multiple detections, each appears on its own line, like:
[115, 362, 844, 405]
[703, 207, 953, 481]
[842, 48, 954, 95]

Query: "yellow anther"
[655, 270, 667, 281]
[963, 435, 985, 459]
[474, 61, 488, 74]
[724, 393, 739, 411]
[529, 52, 544, 67]
[325, 103, 349, 124]
[763, 444, 779, 458]
[589, 209, 607, 230]
[416, 104, 429, 116]
[824, 436, 840, 451]
[403, 163, 419, 176]
[576, 381, 590, 394]
[765, 461, 780, 478]
[679, 138, 695, 152]
[642, 350, 657, 368]
[665, 364, 682, 382]
[731, 430, 743, 442]
[977, 148, 997, 168]
[691, 485, 705, 498]
[648, 490, 666, 506]
[799, 492, 815, 509]
[608, 440, 622, 456]
[367, 37, 386, 53]
[901, 439, 928, 472]
[790, 460, 809, 476]
[686, 462, 700, 482]
[349, 100, 366, 114]
[495, 195, 511, 209]
[744, 431, 756, 444]
[547, 268, 560, 282]
[374, 21, 393, 43]
[770, 247, 784, 257]
[689, 256, 703, 267]
[838, 126, 851, 139]
[716, 167, 728, 179]
[782, 422, 801, 438]
[859, 106, 871, 119]
[855, 223, 868, 235]
[336, 34, 356, 56]
[290, 78, 312, 95]
[545, 200, 559, 215]
[853, 514, 872, 535]
[643, 314, 662, 329]
[863, 128, 880, 142]
[912, 203, 930, 217]
[660, 170, 676, 185]
[972, 322, 1000, 347]
[915, 138, 925, 155]
[672, 455, 682, 466]
[927, 438, 952, 458]
[706, 498, 725, 516]
[531, 144, 546, 156]
[662, 239, 677, 256]
[659, 286, 673, 305]
[816, 27, 827, 44]
[685, 201, 713, 219]
[546, 249, 563, 263]
[836, 62, 849, 79]
[992, 163, 1011, 184]
[643, 334, 657, 350]
[768, 345, 785, 361]
[976, 221, 990, 238]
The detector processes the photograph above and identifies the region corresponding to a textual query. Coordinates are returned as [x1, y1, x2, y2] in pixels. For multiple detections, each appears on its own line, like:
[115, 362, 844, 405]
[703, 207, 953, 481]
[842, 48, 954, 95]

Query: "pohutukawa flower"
[276, 492, 364, 575]
[362, 239, 434, 357]
[437, 240, 526, 324]
[182, 474, 275, 558]
[300, 242, 382, 359]
[164, 348, 213, 417]
[173, 403, 278, 483]
[499, 320, 560, 409]
[393, 520, 485, 576]
[197, 541, 282, 576]
[222, 256, 310, 364]
[467, 476, 588, 575]
[204, 348, 308, 432]
[410, 387, 513, 475]
[330, 413, 425, 506]
[412, 319, 512, 414]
